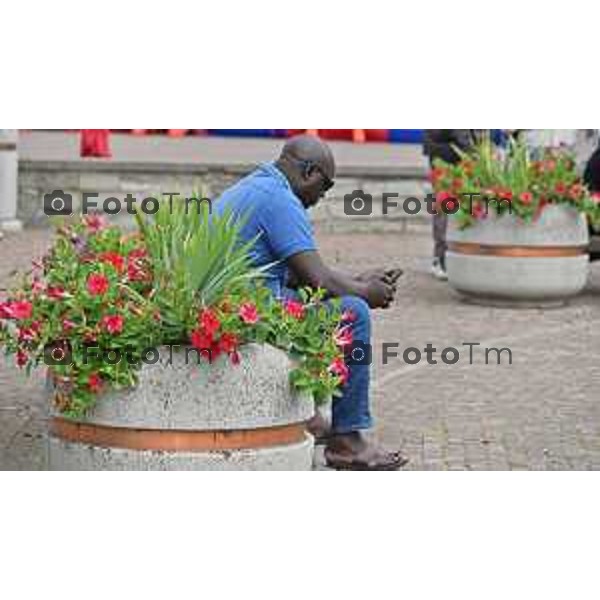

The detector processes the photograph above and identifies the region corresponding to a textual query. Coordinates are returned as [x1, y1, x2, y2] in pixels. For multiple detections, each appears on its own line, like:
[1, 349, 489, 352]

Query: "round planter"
[446, 204, 590, 308]
[47, 344, 315, 470]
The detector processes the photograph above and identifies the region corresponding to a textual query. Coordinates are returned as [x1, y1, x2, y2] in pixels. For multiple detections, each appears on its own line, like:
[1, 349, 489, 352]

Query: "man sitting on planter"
[216, 134, 407, 471]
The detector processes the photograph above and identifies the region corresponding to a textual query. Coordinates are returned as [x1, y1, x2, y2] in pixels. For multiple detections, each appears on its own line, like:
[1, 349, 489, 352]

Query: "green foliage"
[432, 135, 600, 229]
[0, 202, 347, 418]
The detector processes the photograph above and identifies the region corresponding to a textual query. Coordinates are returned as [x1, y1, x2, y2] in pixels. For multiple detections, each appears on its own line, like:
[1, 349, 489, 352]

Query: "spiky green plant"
[134, 193, 271, 340]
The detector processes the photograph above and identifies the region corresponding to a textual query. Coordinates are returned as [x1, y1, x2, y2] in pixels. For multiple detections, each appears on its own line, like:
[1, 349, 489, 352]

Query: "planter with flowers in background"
[432, 137, 600, 307]
[0, 200, 351, 470]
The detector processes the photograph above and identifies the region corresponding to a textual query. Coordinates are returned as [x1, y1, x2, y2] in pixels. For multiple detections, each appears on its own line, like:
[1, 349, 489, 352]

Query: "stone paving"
[1, 227, 600, 470]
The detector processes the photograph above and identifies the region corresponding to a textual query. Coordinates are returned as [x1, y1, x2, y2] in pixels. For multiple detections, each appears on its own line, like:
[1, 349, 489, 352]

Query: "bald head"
[280, 134, 336, 180]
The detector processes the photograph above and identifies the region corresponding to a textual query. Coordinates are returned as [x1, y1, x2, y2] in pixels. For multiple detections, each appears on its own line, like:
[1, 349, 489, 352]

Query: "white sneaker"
[431, 259, 448, 281]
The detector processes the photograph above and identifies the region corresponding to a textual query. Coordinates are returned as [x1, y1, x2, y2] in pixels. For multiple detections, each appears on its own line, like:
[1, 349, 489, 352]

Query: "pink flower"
[101, 314, 124, 335]
[31, 279, 45, 295]
[283, 300, 305, 320]
[341, 309, 357, 323]
[87, 273, 110, 296]
[230, 351, 241, 366]
[83, 214, 106, 233]
[239, 302, 260, 324]
[18, 326, 38, 342]
[0, 301, 33, 321]
[198, 309, 221, 337]
[472, 204, 486, 219]
[47, 286, 67, 300]
[62, 319, 77, 333]
[333, 326, 354, 348]
[436, 191, 454, 204]
[328, 357, 349, 385]
[592, 192, 600, 203]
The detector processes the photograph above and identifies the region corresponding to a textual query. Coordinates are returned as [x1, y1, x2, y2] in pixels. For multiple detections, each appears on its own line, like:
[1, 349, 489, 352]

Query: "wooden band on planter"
[448, 242, 588, 258]
[0, 142, 17, 151]
[50, 417, 306, 452]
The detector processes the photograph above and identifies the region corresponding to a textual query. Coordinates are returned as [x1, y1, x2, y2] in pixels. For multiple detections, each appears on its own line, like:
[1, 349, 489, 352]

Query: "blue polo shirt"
[214, 162, 317, 296]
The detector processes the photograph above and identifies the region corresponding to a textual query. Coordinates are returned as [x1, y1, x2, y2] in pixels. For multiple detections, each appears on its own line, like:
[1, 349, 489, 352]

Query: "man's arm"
[287, 251, 394, 309]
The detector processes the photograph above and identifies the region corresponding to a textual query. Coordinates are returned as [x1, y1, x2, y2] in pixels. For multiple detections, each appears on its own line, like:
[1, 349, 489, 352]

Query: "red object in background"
[80, 129, 112, 158]
[364, 129, 389, 142]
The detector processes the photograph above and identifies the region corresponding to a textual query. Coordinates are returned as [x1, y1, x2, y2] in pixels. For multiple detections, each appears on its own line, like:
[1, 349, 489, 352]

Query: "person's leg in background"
[432, 203, 448, 280]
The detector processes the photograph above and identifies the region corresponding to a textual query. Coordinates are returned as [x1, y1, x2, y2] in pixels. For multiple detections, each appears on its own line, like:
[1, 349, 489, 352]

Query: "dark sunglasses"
[287, 154, 335, 192]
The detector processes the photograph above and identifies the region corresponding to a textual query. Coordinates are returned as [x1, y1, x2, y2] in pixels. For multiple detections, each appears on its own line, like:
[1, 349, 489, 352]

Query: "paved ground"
[1, 227, 600, 470]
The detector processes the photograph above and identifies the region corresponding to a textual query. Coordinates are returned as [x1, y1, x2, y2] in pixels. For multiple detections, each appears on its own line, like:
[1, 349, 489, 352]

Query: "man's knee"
[341, 296, 371, 327]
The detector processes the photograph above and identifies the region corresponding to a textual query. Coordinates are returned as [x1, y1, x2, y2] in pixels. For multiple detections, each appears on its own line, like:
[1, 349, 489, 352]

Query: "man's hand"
[365, 279, 396, 309]
[357, 268, 388, 283]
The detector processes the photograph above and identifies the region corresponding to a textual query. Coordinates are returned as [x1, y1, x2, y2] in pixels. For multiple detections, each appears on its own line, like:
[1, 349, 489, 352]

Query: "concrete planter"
[47, 344, 315, 471]
[446, 204, 590, 307]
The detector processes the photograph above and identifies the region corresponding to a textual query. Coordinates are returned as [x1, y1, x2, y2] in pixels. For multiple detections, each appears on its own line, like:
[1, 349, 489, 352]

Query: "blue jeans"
[281, 289, 373, 433]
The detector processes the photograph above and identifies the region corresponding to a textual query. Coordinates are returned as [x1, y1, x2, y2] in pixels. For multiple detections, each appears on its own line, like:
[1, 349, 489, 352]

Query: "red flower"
[47, 286, 67, 300]
[283, 300, 305, 320]
[218, 332, 239, 354]
[100, 252, 125, 273]
[101, 314, 124, 335]
[328, 357, 349, 385]
[83, 214, 106, 233]
[472, 203, 486, 219]
[592, 192, 600, 203]
[0, 301, 33, 320]
[429, 167, 447, 184]
[436, 191, 454, 203]
[341, 309, 357, 323]
[190, 328, 213, 353]
[239, 302, 259, 324]
[230, 351, 241, 366]
[16, 350, 28, 368]
[18, 326, 38, 342]
[128, 248, 147, 260]
[555, 182, 568, 196]
[451, 178, 464, 192]
[333, 326, 354, 348]
[498, 189, 513, 201]
[198, 309, 221, 337]
[87, 273, 110, 296]
[88, 373, 103, 393]
[569, 184, 585, 200]
[127, 262, 150, 283]
[520, 192, 534, 205]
